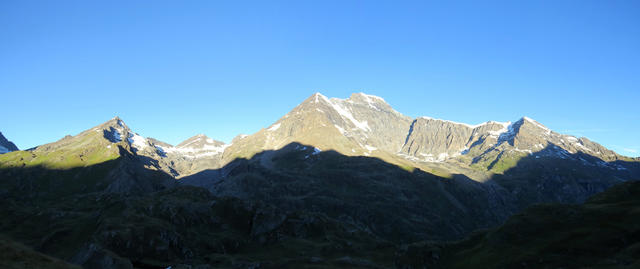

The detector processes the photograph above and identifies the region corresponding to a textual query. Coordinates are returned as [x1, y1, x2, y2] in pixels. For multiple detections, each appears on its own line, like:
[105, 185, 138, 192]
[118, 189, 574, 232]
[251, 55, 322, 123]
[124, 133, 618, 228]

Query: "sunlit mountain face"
[1, 93, 638, 268]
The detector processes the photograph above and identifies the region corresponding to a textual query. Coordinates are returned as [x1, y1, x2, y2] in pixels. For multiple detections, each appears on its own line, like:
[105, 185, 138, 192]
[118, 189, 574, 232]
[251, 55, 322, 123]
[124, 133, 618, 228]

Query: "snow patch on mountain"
[437, 152, 449, 162]
[565, 136, 578, 142]
[112, 129, 122, 142]
[488, 122, 512, 138]
[159, 143, 230, 158]
[313, 92, 330, 104]
[128, 133, 147, 149]
[364, 145, 377, 151]
[154, 145, 166, 155]
[497, 122, 518, 144]
[360, 94, 382, 111]
[328, 99, 370, 131]
[397, 152, 446, 163]
[523, 116, 551, 135]
[419, 116, 511, 131]
[268, 123, 281, 131]
[358, 93, 386, 102]
[179, 135, 206, 148]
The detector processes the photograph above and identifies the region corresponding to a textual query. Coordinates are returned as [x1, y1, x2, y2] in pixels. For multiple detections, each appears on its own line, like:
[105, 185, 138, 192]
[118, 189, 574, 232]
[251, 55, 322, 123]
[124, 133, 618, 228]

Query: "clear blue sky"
[1, 0, 638, 156]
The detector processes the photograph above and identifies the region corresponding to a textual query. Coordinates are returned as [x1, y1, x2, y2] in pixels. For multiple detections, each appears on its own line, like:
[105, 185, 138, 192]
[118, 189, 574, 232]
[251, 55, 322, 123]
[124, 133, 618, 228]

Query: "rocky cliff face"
[220, 93, 412, 164]
[0, 131, 18, 154]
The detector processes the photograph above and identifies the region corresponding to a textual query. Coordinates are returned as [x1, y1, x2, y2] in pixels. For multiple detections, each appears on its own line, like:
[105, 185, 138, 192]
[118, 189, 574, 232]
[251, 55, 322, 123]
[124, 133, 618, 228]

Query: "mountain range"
[0, 92, 638, 268]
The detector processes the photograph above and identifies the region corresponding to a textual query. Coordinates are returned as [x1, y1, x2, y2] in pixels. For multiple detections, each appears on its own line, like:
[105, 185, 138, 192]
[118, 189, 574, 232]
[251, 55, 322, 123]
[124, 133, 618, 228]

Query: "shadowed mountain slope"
[396, 180, 640, 269]
[0, 170, 397, 268]
[181, 142, 639, 243]
[0, 236, 80, 269]
[185, 142, 516, 243]
[1, 147, 637, 268]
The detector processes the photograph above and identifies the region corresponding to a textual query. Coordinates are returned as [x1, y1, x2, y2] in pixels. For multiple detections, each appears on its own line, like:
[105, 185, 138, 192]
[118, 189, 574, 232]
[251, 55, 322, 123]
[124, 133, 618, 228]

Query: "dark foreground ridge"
[0, 140, 639, 268]
[396, 180, 640, 269]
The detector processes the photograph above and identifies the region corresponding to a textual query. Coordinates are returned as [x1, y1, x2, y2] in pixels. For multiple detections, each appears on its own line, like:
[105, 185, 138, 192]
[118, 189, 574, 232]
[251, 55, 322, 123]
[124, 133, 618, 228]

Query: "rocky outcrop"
[401, 117, 475, 161]
[395, 181, 640, 269]
[0, 131, 19, 154]
[70, 243, 133, 269]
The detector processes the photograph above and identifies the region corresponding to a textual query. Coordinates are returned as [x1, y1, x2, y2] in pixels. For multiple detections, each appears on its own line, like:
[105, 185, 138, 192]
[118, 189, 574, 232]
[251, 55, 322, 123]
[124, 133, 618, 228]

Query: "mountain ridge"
[1, 92, 639, 268]
[1, 92, 636, 179]
[0, 131, 19, 154]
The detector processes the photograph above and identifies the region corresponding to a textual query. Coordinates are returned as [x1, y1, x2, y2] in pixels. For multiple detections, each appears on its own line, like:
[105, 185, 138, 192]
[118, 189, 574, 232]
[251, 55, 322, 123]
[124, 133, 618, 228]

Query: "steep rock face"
[459, 117, 632, 174]
[222, 92, 412, 164]
[0, 132, 18, 154]
[401, 118, 475, 161]
[395, 115, 634, 175]
[132, 134, 228, 178]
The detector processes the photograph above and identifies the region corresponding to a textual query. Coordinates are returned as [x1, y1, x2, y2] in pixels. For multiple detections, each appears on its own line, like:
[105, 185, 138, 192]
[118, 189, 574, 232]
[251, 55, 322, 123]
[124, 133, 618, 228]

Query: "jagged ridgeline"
[0, 92, 639, 268]
[0, 131, 19, 154]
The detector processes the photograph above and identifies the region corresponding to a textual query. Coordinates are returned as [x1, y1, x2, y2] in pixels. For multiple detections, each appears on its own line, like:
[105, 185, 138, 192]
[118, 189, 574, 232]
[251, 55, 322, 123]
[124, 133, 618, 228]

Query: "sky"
[1, 0, 638, 156]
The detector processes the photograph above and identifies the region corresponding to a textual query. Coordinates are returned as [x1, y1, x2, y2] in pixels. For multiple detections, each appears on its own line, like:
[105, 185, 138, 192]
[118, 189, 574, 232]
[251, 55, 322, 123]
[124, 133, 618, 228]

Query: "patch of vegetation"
[396, 181, 640, 269]
[0, 132, 120, 170]
[0, 236, 81, 269]
[0, 185, 396, 268]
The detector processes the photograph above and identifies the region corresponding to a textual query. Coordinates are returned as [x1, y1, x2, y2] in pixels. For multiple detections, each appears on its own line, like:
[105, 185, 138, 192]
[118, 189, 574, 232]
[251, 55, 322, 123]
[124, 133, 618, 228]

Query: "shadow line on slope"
[181, 142, 640, 241]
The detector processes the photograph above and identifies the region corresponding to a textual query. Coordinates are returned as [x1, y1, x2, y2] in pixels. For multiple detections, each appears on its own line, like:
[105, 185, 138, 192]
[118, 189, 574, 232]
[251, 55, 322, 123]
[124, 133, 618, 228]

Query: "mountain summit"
[0, 131, 18, 154]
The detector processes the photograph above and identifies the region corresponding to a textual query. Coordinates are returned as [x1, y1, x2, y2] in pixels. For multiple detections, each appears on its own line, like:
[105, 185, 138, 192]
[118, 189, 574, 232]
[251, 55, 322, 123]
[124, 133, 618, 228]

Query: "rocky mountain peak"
[177, 134, 225, 149]
[98, 117, 132, 144]
[0, 131, 19, 154]
[518, 117, 552, 134]
[102, 116, 125, 128]
[493, 116, 555, 149]
[346, 93, 394, 112]
[301, 92, 330, 106]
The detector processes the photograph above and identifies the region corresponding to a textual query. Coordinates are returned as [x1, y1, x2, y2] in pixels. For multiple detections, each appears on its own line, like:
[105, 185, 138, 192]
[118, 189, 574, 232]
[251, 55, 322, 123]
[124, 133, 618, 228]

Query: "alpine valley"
[1, 93, 639, 269]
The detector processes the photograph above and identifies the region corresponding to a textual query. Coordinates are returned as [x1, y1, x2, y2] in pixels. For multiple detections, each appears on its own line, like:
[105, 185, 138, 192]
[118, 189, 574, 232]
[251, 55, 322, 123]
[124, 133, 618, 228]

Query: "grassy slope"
[397, 180, 640, 269]
[0, 236, 81, 269]
[0, 128, 120, 170]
